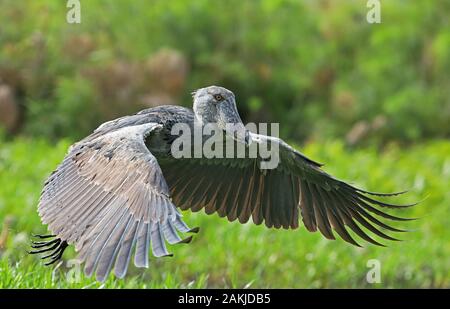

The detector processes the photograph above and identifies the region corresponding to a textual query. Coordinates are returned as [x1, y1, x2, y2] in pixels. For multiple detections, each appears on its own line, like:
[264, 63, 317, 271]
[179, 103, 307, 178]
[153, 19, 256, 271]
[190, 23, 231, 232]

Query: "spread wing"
[158, 132, 415, 247]
[38, 123, 196, 282]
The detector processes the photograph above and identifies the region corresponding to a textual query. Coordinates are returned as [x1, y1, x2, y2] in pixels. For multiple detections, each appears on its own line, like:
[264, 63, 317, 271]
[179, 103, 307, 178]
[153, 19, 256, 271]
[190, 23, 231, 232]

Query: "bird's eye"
[213, 94, 224, 102]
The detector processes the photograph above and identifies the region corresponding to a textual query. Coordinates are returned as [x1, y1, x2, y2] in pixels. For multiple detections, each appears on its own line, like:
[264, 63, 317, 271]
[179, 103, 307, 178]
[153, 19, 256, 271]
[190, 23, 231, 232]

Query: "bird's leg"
[28, 238, 61, 254]
[41, 242, 65, 260]
[31, 234, 56, 239]
[31, 238, 60, 249]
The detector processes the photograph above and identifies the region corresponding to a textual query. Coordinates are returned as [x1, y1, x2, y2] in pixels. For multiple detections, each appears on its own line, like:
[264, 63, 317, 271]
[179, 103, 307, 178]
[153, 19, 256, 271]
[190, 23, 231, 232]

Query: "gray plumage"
[34, 85, 415, 282]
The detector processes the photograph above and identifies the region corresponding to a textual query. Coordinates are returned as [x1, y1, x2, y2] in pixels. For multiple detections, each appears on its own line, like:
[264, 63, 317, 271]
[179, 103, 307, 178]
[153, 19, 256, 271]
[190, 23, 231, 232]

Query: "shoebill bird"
[32, 85, 415, 282]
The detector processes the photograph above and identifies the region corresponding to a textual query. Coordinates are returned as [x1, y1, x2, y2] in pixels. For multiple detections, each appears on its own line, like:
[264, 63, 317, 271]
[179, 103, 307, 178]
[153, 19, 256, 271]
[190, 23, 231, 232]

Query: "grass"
[0, 137, 449, 288]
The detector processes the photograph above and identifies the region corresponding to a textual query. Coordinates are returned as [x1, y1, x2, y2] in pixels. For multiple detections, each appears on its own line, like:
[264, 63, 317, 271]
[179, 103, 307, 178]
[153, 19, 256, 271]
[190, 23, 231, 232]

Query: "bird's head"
[192, 85, 249, 144]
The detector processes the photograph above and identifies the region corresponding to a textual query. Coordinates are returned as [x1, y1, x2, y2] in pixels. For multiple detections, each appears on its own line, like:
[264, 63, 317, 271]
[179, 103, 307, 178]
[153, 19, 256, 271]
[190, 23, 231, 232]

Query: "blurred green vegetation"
[0, 138, 449, 288]
[0, 0, 449, 143]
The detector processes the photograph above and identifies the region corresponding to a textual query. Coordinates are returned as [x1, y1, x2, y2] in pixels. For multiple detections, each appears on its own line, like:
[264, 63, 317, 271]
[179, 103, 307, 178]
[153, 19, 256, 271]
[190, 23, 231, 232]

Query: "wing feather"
[156, 131, 414, 247]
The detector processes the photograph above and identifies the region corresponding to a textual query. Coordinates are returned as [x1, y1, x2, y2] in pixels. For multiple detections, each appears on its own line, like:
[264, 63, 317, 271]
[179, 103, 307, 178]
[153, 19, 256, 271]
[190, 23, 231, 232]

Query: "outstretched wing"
[158, 132, 415, 247]
[38, 123, 196, 282]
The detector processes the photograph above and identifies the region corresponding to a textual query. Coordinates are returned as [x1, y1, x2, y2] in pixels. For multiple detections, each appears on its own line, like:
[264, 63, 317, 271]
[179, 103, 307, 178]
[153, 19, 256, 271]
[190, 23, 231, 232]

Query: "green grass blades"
[0, 138, 449, 288]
